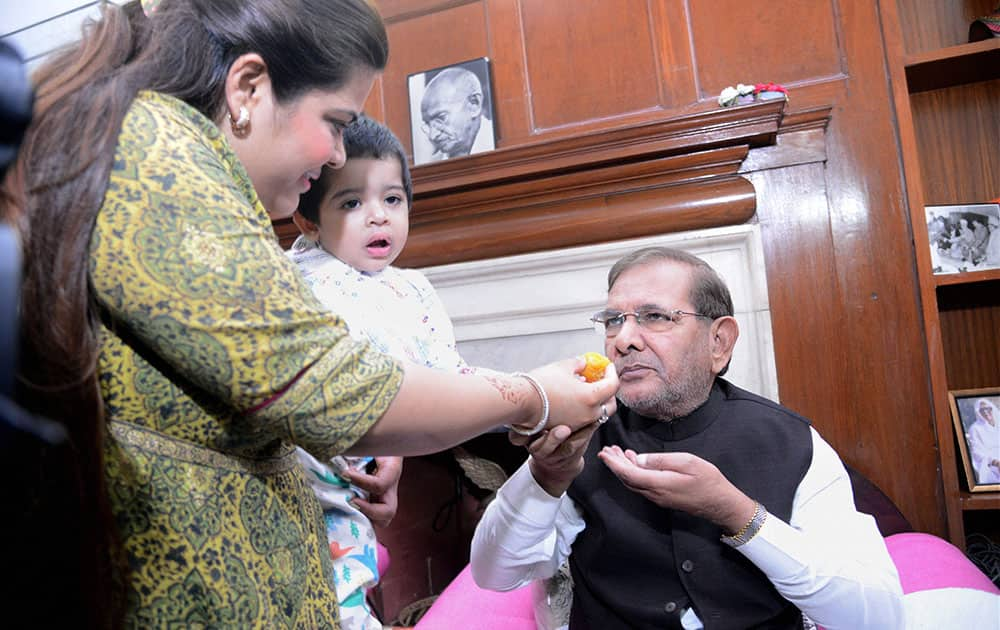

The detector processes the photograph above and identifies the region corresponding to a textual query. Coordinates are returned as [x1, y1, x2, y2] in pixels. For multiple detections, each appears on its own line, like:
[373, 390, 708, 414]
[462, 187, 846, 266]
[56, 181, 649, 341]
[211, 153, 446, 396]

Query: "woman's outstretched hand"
[520, 355, 619, 435]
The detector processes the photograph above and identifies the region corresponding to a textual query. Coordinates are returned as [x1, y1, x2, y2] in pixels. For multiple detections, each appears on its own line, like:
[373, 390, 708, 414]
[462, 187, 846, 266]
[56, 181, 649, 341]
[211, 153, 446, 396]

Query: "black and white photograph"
[949, 388, 1000, 492]
[925, 203, 1000, 274]
[408, 57, 496, 165]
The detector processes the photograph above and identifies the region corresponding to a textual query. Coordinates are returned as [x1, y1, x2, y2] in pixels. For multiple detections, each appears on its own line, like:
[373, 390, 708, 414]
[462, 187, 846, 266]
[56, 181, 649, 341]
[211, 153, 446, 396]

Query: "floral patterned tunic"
[91, 91, 403, 628]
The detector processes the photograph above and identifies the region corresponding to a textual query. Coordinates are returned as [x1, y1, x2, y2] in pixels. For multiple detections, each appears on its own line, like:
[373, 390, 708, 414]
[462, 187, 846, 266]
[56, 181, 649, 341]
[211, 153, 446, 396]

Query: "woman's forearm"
[347, 358, 618, 456]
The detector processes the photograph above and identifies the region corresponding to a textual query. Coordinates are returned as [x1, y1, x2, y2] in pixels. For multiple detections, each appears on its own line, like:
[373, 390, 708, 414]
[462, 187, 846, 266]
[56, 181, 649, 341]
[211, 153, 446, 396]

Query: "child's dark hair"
[298, 115, 412, 223]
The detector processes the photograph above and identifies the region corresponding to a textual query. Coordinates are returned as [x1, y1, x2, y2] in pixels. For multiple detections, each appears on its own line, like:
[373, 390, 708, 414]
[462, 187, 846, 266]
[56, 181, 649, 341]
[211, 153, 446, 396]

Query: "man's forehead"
[608, 261, 692, 303]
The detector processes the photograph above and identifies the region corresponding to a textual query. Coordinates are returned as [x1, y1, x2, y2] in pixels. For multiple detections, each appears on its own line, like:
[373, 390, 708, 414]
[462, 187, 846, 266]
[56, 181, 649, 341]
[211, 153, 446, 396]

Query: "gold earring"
[229, 106, 250, 132]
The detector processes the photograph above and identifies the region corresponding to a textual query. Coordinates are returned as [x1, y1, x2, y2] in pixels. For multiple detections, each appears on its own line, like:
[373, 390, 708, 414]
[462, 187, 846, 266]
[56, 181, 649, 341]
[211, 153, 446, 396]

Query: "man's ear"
[709, 316, 739, 375]
[292, 211, 321, 241]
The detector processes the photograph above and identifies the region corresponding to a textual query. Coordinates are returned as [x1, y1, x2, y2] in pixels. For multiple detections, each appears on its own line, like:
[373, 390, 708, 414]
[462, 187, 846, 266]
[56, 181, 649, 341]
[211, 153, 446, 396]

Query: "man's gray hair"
[608, 247, 734, 320]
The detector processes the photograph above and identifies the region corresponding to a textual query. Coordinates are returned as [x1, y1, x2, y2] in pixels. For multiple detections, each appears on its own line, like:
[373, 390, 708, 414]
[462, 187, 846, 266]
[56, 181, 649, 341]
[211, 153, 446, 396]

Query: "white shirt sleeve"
[470, 461, 585, 591]
[737, 427, 905, 630]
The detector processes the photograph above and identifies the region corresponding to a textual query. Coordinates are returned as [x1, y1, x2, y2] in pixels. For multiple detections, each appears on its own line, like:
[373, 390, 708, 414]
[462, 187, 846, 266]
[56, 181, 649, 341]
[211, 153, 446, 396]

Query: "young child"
[288, 115, 468, 629]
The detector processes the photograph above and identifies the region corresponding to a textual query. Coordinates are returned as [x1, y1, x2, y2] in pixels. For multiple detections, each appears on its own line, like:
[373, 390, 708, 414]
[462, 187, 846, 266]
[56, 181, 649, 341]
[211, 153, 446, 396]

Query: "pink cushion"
[376, 541, 390, 577]
[414, 565, 534, 630]
[417, 533, 999, 628]
[885, 533, 999, 594]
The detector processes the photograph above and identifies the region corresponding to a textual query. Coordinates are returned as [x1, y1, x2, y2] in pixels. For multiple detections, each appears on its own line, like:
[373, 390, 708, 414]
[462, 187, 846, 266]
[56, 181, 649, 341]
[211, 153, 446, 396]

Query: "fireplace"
[421, 223, 779, 402]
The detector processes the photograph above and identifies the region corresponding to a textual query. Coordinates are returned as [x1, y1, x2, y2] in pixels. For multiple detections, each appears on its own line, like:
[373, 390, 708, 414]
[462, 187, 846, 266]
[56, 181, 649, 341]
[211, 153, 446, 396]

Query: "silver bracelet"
[505, 372, 550, 436]
[720, 501, 768, 548]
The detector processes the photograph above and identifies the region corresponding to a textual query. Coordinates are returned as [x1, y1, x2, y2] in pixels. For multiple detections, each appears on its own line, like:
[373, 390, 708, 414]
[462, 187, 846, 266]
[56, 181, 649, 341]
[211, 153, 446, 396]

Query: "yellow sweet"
[580, 352, 611, 382]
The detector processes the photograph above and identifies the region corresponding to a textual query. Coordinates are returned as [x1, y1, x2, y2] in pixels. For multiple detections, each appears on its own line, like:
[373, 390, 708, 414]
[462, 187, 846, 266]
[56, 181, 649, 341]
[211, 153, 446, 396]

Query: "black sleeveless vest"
[566, 380, 812, 630]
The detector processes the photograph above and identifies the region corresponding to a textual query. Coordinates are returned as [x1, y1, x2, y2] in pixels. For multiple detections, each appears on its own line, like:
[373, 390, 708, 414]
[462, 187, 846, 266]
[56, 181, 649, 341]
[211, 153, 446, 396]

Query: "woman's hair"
[297, 114, 413, 223]
[0, 0, 387, 624]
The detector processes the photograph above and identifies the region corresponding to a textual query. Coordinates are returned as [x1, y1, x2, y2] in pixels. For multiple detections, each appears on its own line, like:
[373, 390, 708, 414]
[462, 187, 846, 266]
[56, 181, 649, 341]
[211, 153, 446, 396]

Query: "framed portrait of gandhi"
[948, 388, 1000, 492]
[407, 57, 496, 166]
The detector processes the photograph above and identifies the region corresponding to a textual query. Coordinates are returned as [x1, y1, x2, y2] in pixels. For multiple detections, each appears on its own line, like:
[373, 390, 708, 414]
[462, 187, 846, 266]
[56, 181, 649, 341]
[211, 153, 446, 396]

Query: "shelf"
[960, 491, 1000, 511]
[905, 39, 1000, 93]
[934, 268, 1000, 287]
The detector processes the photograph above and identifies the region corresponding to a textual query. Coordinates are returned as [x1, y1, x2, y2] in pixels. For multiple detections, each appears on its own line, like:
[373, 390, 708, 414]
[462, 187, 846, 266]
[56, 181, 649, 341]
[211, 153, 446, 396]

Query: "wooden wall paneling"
[749, 160, 941, 540]
[938, 282, 1000, 389]
[377, 0, 478, 21]
[519, 0, 662, 130]
[803, 0, 940, 534]
[377, 0, 857, 153]
[894, 0, 997, 53]
[687, 0, 843, 100]
[382, 1, 491, 159]
[482, 0, 533, 144]
[271, 218, 299, 249]
[364, 76, 386, 123]
[744, 163, 856, 449]
[910, 79, 1000, 205]
[649, 0, 699, 110]
[877, 0, 963, 545]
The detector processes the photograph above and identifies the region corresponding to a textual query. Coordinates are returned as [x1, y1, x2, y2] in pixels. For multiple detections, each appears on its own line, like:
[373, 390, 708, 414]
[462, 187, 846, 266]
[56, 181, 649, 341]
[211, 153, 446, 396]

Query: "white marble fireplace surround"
[420, 224, 779, 403]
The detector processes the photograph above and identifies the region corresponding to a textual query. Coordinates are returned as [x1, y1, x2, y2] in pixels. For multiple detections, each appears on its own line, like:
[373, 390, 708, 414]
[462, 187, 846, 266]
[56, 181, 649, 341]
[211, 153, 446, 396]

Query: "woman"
[2, 1, 617, 626]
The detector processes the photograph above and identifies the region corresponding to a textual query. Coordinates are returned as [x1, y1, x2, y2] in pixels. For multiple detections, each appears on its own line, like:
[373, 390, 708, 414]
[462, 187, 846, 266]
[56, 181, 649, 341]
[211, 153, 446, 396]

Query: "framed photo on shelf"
[924, 203, 1000, 275]
[948, 388, 1000, 492]
[407, 57, 496, 166]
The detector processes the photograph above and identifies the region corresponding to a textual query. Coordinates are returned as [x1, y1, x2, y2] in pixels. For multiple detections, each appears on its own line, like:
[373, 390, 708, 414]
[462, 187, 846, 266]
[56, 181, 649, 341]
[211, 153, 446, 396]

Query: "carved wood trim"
[273, 101, 834, 269]
[396, 176, 757, 267]
[412, 99, 787, 196]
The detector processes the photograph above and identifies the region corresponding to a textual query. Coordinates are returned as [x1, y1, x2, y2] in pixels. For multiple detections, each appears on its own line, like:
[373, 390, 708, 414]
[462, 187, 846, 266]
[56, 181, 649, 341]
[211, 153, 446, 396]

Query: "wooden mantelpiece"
[273, 101, 834, 269]
[412, 99, 787, 195]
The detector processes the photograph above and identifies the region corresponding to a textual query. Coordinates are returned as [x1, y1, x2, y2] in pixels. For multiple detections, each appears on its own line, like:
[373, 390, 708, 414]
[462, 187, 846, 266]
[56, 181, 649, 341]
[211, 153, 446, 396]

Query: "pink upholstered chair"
[410, 464, 999, 628]
[413, 564, 534, 630]
[413, 532, 999, 629]
[885, 532, 998, 595]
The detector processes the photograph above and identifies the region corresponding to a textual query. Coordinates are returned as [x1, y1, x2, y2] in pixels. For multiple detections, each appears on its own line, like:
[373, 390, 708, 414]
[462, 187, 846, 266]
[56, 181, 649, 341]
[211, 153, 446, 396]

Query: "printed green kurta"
[91, 91, 403, 628]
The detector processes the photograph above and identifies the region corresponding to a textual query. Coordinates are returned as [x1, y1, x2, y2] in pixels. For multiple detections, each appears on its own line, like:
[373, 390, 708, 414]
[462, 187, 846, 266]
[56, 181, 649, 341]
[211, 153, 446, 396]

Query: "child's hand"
[344, 456, 403, 528]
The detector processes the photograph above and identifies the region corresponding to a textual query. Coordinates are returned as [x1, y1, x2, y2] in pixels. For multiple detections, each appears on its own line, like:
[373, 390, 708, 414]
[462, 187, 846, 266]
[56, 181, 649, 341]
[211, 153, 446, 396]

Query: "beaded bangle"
[720, 501, 768, 548]
[505, 372, 550, 436]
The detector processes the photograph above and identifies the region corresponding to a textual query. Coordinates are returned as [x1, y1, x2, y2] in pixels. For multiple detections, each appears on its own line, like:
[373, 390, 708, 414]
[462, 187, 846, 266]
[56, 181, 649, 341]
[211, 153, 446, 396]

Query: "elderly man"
[471, 247, 904, 629]
[419, 67, 494, 161]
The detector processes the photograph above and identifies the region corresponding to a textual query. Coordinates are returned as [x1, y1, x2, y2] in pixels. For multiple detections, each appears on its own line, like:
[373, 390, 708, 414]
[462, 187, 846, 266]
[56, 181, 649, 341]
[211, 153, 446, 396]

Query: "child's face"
[316, 157, 409, 273]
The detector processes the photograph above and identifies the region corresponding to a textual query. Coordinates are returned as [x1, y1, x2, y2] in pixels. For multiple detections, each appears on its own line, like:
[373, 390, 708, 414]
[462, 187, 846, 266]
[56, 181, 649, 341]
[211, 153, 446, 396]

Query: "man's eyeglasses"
[591, 307, 713, 337]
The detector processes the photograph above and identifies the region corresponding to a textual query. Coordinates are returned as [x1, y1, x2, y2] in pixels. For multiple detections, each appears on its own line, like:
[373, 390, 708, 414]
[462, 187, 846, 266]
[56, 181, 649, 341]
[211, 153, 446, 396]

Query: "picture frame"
[407, 57, 496, 166]
[924, 203, 1000, 275]
[947, 388, 1000, 492]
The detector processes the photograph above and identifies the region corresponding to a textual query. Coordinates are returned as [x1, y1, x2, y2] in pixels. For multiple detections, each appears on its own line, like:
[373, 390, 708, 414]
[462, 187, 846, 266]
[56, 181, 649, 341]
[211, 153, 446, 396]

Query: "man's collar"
[620, 381, 723, 441]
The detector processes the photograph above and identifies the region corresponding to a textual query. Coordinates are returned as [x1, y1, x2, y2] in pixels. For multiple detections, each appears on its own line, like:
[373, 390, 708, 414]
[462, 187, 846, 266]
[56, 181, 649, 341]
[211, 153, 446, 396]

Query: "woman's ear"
[292, 211, 321, 241]
[221, 53, 269, 127]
